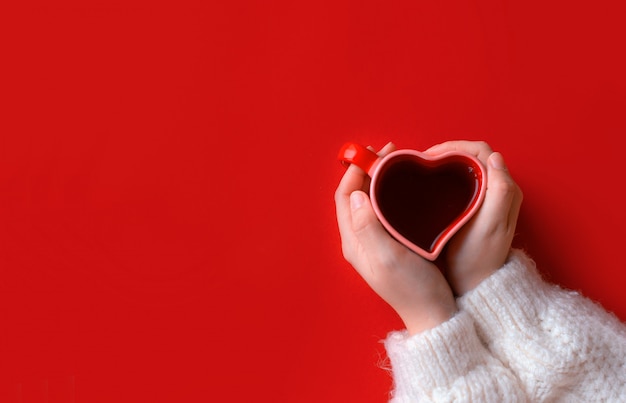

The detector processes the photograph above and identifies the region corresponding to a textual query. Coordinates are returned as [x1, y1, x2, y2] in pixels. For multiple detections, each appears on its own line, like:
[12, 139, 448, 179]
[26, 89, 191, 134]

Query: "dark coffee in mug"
[375, 157, 481, 253]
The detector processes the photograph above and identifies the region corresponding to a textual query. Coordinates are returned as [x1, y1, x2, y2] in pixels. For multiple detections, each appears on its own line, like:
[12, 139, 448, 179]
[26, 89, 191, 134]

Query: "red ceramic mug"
[338, 142, 487, 261]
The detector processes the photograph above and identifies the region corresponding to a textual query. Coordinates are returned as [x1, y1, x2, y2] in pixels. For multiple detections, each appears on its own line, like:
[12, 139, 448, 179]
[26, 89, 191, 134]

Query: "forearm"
[458, 249, 626, 401]
[384, 311, 527, 402]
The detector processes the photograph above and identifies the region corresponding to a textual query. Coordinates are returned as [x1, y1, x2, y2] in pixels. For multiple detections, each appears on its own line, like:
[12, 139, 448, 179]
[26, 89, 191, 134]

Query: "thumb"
[350, 191, 397, 257]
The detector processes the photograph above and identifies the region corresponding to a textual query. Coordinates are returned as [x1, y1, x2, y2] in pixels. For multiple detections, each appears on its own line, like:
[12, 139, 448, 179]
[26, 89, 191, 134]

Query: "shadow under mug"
[338, 142, 487, 261]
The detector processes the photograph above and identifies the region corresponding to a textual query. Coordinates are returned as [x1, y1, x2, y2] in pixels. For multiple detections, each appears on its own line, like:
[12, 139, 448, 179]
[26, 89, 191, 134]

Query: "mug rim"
[369, 149, 487, 261]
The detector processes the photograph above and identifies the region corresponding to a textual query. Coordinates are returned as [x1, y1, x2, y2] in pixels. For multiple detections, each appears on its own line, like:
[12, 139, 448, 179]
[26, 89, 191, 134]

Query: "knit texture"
[384, 250, 626, 402]
[385, 311, 527, 402]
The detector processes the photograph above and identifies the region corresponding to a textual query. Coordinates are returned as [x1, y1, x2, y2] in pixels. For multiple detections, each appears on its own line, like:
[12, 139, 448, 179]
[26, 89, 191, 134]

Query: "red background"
[1, 0, 625, 401]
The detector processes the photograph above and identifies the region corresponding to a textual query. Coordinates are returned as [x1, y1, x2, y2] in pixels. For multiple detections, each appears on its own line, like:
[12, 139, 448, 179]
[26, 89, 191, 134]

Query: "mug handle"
[337, 142, 380, 176]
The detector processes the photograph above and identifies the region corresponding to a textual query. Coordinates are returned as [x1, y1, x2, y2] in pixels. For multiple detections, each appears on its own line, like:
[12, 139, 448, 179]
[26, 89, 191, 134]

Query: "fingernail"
[489, 152, 507, 170]
[350, 191, 365, 210]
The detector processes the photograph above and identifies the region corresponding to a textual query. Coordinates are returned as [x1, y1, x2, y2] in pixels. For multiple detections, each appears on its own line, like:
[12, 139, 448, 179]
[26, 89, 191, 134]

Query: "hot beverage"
[376, 157, 480, 252]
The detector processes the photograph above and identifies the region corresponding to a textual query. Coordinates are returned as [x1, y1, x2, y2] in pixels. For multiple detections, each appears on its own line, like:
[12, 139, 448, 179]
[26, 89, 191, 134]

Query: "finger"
[335, 163, 366, 247]
[350, 190, 399, 267]
[336, 142, 397, 260]
[335, 145, 376, 252]
[336, 141, 395, 214]
[507, 176, 523, 234]
[477, 152, 519, 234]
[377, 141, 396, 156]
[337, 142, 395, 196]
[336, 158, 368, 196]
[424, 140, 493, 164]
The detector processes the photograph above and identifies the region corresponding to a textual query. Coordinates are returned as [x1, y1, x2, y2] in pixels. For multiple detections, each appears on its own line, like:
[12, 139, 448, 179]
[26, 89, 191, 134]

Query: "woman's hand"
[425, 141, 524, 296]
[335, 143, 456, 335]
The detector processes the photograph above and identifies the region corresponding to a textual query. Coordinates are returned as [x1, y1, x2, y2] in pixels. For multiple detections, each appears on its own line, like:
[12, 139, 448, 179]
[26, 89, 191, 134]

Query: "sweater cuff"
[384, 311, 493, 396]
[457, 249, 549, 345]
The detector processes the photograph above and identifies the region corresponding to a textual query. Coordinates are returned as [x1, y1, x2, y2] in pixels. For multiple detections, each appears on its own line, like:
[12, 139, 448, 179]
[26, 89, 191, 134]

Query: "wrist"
[401, 301, 457, 336]
[452, 269, 498, 296]
[449, 251, 510, 296]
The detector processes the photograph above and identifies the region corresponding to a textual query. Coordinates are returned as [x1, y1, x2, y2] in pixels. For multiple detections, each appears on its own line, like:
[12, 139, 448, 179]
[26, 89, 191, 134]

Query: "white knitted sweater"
[384, 250, 626, 402]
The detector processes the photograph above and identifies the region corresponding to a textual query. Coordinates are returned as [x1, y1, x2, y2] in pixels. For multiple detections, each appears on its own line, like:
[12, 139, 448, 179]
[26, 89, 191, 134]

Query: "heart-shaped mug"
[338, 142, 487, 261]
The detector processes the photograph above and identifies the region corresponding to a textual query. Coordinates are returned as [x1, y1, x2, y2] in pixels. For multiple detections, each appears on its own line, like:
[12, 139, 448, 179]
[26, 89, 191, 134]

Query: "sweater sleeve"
[458, 249, 626, 402]
[384, 311, 528, 402]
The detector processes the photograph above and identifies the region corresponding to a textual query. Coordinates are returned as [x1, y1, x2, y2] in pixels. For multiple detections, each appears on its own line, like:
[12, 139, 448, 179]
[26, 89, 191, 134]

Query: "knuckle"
[517, 185, 524, 202]
[476, 140, 492, 151]
[491, 176, 517, 197]
[376, 251, 399, 270]
[350, 209, 371, 235]
[351, 217, 369, 235]
[340, 242, 356, 264]
[334, 187, 344, 203]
